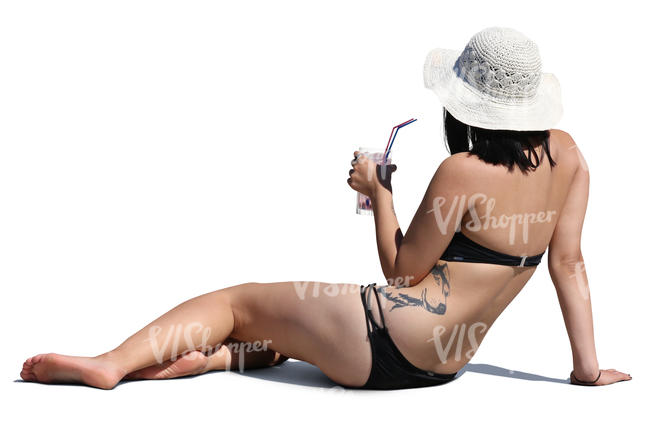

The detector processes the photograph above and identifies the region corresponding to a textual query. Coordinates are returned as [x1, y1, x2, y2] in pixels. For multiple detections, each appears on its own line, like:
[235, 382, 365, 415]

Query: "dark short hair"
[442, 108, 555, 173]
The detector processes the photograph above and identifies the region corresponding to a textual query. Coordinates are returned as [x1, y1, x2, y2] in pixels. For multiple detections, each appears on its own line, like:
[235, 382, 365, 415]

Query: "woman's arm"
[547, 166, 599, 381]
[347, 152, 404, 282]
[348, 152, 469, 286]
[370, 186, 404, 284]
[547, 136, 630, 385]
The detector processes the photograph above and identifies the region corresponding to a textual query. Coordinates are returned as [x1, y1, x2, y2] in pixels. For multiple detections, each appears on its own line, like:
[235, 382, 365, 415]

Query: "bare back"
[370, 129, 583, 374]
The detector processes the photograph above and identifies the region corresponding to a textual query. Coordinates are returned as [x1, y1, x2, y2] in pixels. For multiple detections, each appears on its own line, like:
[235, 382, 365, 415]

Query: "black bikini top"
[440, 231, 545, 267]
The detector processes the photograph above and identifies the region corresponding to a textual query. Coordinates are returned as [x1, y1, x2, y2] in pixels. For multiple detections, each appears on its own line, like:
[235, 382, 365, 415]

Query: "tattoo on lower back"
[378, 263, 450, 315]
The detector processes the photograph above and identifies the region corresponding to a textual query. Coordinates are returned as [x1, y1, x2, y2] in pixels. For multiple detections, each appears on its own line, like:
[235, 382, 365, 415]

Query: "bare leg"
[20, 281, 371, 389]
[21, 285, 242, 389]
[124, 338, 289, 380]
[123, 350, 210, 381]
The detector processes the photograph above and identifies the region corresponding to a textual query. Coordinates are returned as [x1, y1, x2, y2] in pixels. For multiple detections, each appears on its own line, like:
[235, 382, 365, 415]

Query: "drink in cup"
[356, 147, 391, 215]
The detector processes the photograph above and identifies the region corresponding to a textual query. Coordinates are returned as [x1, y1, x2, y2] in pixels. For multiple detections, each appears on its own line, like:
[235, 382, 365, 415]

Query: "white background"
[1, 1, 647, 431]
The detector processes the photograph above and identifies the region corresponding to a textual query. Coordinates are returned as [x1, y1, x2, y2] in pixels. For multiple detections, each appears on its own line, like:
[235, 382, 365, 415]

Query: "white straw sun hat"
[423, 27, 562, 131]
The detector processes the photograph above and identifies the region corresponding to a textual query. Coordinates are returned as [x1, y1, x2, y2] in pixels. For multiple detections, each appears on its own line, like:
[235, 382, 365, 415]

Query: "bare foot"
[20, 353, 125, 390]
[124, 350, 210, 380]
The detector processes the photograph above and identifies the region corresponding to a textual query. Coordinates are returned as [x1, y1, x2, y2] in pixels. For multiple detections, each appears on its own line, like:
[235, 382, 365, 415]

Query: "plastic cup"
[355, 147, 391, 215]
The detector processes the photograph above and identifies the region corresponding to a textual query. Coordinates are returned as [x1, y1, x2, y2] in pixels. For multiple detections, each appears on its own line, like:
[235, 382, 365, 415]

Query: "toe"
[20, 369, 34, 381]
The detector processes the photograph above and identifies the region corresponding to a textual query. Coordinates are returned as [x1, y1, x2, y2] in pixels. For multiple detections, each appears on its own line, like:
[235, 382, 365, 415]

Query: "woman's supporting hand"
[570, 368, 631, 386]
[347, 151, 397, 197]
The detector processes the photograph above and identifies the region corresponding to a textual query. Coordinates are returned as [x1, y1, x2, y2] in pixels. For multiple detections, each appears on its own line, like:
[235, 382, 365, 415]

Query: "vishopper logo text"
[426, 321, 488, 364]
[426, 193, 556, 244]
[293, 276, 416, 300]
[569, 261, 590, 300]
[145, 322, 272, 372]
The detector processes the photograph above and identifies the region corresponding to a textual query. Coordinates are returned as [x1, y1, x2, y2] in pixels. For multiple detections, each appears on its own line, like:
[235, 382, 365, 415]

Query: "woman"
[20, 27, 630, 390]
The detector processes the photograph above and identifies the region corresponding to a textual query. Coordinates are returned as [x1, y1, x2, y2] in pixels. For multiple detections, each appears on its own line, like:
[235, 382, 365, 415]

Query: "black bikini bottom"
[347, 283, 458, 390]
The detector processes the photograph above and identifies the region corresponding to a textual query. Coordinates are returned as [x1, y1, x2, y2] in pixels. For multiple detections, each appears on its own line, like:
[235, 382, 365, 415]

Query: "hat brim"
[423, 48, 563, 131]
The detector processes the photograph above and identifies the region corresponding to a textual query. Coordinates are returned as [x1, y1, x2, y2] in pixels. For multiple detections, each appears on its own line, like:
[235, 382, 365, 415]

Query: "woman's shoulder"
[550, 128, 575, 147]
[436, 151, 502, 179]
[438, 151, 482, 171]
[549, 128, 588, 171]
[434, 152, 482, 183]
[430, 153, 496, 196]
